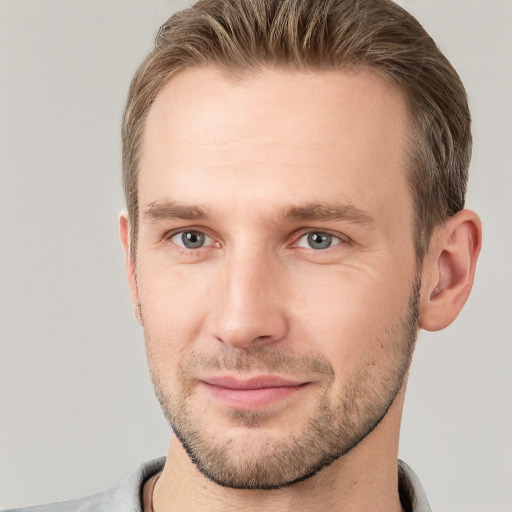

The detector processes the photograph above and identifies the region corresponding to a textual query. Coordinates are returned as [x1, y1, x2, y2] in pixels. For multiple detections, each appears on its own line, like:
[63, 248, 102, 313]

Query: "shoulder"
[2, 491, 108, 512]
[2, 457, 166, 512]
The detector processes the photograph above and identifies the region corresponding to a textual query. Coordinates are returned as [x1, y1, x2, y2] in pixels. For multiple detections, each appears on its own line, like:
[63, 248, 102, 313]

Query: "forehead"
[140, 67, 411, 225]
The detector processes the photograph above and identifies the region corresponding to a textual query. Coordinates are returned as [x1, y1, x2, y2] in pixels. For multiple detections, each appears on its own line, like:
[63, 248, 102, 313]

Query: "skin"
[120, 67, 481, 511]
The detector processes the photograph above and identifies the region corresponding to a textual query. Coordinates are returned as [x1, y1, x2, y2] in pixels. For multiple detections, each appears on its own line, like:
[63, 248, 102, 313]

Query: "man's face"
[131, 67, 420, 489]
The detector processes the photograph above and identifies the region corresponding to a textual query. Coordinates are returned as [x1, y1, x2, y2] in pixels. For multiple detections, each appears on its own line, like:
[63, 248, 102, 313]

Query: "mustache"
[179, 345, 335, 381]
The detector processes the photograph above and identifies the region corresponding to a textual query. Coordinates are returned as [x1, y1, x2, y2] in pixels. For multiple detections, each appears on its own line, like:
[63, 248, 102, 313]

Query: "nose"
[210, 250, 288, 350]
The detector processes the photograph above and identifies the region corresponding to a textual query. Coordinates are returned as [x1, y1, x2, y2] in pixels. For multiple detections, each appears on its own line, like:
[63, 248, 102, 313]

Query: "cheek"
[136, 261, 214, 363]
[287, 267, 414, 365]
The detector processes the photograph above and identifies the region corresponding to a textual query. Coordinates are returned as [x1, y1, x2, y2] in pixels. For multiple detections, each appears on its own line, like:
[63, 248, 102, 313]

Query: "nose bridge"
[211, 241, 287, 348]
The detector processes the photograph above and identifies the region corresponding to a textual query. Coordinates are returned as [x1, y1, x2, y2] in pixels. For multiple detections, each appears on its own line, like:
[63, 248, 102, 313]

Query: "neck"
[153, 389, 407, 512]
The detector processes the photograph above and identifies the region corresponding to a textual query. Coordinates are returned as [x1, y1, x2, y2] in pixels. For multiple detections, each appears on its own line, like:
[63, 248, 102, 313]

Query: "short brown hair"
[122, 0, 471, 263]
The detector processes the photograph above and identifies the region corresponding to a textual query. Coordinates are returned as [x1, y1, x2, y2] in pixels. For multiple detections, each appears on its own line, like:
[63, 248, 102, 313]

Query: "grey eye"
[307, 232, 332, 250]
[171, 230, 208, 249]
[297, 231, 341, 250]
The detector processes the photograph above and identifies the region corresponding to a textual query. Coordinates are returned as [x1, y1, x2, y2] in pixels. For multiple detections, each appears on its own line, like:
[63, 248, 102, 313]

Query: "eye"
[170, 230, 212, 249]
[296, 231, 343, 250]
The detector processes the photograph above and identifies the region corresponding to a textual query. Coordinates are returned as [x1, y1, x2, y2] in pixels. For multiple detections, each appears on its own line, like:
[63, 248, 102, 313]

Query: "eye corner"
[294, 230, 348, 251]
[167, 228, 222, 251]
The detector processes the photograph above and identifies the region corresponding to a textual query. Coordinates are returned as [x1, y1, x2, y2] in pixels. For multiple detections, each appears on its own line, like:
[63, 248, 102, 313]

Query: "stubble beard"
[143, 279, 421, 490]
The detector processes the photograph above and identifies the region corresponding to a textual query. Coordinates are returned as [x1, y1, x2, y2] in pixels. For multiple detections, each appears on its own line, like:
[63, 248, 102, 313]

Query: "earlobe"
[119, 213, 142, 325]
[419, 209, 482, 332]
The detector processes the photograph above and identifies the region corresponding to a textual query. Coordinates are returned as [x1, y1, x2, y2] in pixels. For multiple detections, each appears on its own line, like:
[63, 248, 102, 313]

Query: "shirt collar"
[107, 457, 431, 512]
[398, 459, 432, 512]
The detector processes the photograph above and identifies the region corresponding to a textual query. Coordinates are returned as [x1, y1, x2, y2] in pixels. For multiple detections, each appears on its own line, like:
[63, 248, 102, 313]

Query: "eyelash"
[165, 228, 349, 253]
[167, 230, 217, 251]
[294, 230, 347, 251]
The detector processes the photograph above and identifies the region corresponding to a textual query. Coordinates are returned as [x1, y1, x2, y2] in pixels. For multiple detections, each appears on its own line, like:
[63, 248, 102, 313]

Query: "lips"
[200, 375, 310, 409]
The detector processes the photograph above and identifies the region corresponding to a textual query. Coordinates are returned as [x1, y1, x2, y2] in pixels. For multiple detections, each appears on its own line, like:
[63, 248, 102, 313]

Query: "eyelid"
[164, 227, 219, 250]
[161, 226, 350, 251]
[291, 229, 351, 252]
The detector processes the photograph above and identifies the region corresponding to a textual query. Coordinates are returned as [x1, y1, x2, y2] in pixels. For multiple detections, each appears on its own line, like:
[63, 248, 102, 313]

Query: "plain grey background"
[1, 0, 511, 510]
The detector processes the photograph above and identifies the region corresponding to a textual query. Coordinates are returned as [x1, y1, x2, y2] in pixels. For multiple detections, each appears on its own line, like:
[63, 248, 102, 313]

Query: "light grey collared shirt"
[3, 457, 431, 512]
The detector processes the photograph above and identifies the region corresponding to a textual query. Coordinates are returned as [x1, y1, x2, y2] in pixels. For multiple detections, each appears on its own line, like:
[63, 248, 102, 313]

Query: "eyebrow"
[142, 200, 375, 225]
[142, 201, 210, 222]
[282, 203, 375, 225]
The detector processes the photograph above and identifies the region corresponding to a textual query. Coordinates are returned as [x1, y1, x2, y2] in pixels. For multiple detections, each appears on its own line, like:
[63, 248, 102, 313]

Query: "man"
[6, 0, 481, 510]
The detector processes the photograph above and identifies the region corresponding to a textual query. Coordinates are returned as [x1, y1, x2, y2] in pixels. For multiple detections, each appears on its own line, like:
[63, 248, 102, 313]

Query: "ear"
[119, 213, 142, 325]
[419, 209, 482, 331]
